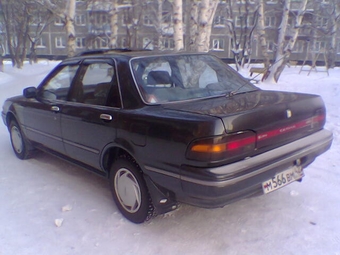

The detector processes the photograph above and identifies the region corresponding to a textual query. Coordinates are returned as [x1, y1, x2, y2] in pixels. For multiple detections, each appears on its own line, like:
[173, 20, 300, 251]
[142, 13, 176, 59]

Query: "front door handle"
[100, 114, 113, 121]
[51, 106, 60, 112]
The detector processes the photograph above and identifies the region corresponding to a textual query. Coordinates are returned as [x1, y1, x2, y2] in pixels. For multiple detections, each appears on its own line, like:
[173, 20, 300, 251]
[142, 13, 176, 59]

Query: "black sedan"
[2, 50, 333, 223]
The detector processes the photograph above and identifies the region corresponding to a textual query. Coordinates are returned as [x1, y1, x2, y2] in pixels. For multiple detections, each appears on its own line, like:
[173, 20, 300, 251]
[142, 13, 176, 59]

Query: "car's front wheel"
[9, 120, 32, 160]
[109, 156, 153, 223]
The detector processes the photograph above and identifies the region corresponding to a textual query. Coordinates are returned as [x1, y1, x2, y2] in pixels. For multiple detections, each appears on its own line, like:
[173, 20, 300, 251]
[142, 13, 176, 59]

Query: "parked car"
[2, 50, 333, 223]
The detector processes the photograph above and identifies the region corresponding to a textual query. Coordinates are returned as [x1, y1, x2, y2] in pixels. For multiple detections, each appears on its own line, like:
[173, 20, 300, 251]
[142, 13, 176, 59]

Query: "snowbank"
[0, 61, 339, 255]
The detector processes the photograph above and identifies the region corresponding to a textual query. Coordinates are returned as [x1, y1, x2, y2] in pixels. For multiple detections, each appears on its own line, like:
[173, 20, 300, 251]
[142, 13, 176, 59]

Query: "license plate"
[262, 166, 304, 194]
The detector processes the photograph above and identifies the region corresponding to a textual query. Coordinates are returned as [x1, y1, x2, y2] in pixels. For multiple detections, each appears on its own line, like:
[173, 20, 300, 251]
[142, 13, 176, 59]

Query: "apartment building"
[1, 0, 340, 63]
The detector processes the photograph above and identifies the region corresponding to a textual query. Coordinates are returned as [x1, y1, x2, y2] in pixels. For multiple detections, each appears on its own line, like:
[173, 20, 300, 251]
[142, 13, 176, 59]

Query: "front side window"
[131, 54, 256, 104]
[38, 65, 79, 101]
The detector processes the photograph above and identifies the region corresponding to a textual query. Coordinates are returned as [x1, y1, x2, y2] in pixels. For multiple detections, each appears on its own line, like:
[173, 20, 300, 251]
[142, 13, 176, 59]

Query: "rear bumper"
[179, 129, 333, 208]
[146, 129, 333, 209]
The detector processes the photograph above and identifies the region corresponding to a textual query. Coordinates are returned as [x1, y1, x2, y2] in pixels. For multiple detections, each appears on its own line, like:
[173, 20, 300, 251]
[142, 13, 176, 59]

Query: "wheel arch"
[100, 143, 139, 178]
[5, 111, 16, 129]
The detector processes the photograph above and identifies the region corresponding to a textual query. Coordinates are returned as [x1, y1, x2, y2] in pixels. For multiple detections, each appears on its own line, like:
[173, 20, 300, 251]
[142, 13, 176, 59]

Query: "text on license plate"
[262, 166, 304, 194]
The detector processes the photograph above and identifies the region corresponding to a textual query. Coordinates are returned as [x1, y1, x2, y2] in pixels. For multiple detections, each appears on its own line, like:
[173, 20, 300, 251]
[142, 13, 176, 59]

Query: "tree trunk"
[265, 0, 307, 83]
[196, 0, 218, 52]
[173, 0, 184, 52]
[188, 1, 199, 52]
[109, 1, 118, 48]
[65, 0, 76, 57]
[257, 0, 270, 68]
[328, 4, 340, 68]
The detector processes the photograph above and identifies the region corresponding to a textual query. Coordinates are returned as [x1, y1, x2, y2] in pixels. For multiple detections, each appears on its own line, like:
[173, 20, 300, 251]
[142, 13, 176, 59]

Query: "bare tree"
[173, 0, 184, 51]
[225, 1, 259, 70]
[0, 0, 32, 68]
[195, 0, 219, 52]
[257, 0, 270, 68]
[325, 0, 340, 68]
[187, 1, 199, 51]
[34, 0, 77, 57]
[265, 0, 308, 82]
[27, 6, 54, 63]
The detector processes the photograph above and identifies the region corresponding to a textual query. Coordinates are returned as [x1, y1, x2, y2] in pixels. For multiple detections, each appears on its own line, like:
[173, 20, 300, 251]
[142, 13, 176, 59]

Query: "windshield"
[130, 54, 256, 104]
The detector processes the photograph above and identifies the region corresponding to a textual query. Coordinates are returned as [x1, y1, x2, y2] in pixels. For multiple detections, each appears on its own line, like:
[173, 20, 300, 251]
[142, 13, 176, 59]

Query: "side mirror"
[23, 87, 37, 98]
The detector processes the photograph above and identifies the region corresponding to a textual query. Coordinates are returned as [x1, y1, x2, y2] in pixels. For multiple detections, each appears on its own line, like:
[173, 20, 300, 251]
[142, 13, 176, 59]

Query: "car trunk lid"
[163, 90, 326, 152]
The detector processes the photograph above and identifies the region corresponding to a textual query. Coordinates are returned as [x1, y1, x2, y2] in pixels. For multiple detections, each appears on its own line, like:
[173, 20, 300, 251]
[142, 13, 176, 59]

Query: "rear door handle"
[100, 114, 113, 121]
[51, 106, 60, 112]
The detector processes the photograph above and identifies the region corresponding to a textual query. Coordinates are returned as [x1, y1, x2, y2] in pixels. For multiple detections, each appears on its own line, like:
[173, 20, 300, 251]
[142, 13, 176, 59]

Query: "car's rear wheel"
[109, 156, 153, 223]
[9, 120, 32, 159]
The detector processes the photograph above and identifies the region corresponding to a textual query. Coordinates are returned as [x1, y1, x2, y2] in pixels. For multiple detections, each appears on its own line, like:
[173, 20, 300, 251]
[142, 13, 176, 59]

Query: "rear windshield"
[130, 54, 256, 104]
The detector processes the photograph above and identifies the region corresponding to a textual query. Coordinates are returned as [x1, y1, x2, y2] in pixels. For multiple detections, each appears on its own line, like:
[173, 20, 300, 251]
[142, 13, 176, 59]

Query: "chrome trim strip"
[25, 127, 99, 154]
[63, 140, 99, 154]
[144, 165, 181, 179]
[25, 127, 63, 142]
[145, 129, 333, 188]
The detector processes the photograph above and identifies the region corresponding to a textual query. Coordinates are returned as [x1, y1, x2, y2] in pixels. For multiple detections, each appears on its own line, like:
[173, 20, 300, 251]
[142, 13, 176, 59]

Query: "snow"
[0, 61, 339, 255]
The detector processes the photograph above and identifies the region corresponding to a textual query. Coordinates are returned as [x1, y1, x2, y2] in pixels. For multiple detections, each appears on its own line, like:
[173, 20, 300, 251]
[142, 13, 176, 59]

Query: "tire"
[9, 120, 32, 159]
[109, 156, 153, 223]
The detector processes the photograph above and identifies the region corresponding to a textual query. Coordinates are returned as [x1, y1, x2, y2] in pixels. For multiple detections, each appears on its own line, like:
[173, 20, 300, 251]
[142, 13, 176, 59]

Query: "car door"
[60, 58, 121, 171]
[23, 62, 80, 154]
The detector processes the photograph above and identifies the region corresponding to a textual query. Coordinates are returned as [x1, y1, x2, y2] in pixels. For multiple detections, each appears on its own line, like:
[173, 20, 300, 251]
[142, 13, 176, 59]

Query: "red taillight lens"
[186, 131, 256, 162]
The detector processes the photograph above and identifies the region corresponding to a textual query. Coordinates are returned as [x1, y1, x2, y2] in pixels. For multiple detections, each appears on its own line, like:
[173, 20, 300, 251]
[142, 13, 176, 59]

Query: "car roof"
[70, 49, 209, 60]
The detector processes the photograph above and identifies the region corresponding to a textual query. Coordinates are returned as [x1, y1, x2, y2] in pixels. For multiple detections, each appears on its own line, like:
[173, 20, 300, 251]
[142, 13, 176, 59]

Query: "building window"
[235, 16, 242, 27]
[213, 16, 225, 27]
[292, 40, 304, 53]
[247, 16, 255, 26]
[267, 40, 276, 52]
[265, 16, 276, 27]
[144, 15, 153, 26]
[76, 37, 86, 48]
[236, 15, 255, 27]
[75, 14, 86, 26]
[94, 13, 107, 25]
[315, 17, 328, 27]
[163, 38, 174, 49]
[212, 39, 224, 51]
[121, 37, 128, 48]
[31, 14, 44, 26]
[94, 37, 108, 49]
[143, 38, 154, 50]
[36, 37, 46, 48]
[336, 41, 340, 54]
[55, 37, 65, 48]
[236, 0, 255, 3]
[55, 17, 63, 26]
[122, 13, 131, 25]
[313, 41, 325, 52]
[162, 12, 172, 24]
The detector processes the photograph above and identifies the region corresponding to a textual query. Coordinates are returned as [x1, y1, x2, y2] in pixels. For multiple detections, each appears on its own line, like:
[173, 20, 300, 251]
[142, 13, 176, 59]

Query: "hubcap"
[11, 126, 23, 154]
[114, 168, 141, 213]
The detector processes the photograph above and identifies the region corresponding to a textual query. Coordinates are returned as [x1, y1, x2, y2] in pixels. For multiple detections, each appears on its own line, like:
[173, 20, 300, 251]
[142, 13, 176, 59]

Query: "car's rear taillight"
[186, 131, 256, 162]
[311, 109, 326, 129]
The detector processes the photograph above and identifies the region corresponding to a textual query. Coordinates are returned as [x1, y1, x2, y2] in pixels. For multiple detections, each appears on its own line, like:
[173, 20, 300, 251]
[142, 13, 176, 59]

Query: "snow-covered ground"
[0, 61, 339, 255]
